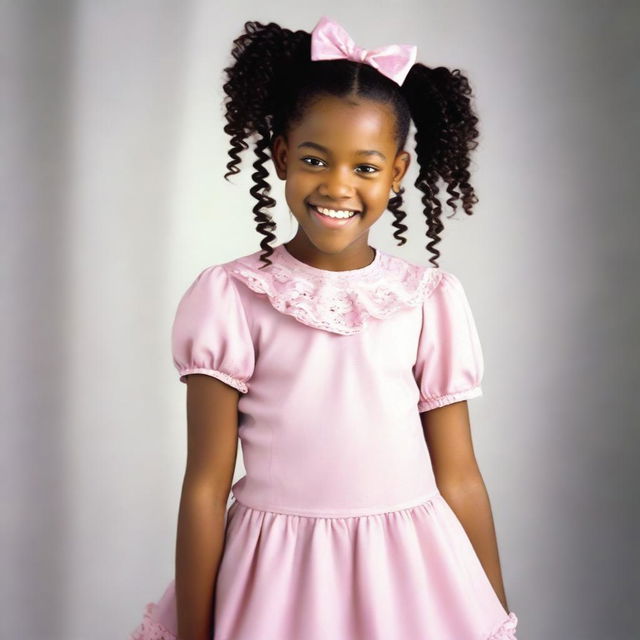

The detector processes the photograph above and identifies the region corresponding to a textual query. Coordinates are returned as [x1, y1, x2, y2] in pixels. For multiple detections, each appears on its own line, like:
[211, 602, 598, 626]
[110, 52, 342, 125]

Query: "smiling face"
[271, 94, 411, 270]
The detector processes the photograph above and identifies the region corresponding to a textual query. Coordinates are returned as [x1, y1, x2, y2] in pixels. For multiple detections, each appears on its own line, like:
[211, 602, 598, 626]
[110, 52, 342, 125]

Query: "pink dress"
[129, 242, 519, 640]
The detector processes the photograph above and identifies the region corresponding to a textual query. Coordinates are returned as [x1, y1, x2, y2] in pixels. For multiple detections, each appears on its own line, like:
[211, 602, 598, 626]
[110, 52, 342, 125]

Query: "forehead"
[291, 95, 397, 150]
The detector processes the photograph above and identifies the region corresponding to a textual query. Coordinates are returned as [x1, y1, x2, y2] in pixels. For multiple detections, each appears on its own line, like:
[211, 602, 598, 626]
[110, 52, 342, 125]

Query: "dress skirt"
[128, 491, 518, 640]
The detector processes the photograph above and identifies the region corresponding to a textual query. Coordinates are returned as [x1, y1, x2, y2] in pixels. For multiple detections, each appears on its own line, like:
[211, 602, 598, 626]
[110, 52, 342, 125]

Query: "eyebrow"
[297, 141, 387, 162]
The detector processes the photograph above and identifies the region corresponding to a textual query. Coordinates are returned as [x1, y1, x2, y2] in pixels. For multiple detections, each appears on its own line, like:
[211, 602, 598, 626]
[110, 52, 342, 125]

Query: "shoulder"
[396, 258, 474, 306]
[427, 269, 468, 298]
[384, 256, 480, 328]
[376, 251, 448, 304]
[175, 253, 263, 321]
[184, 247, 265, 293]
[178, 264, 237, 306]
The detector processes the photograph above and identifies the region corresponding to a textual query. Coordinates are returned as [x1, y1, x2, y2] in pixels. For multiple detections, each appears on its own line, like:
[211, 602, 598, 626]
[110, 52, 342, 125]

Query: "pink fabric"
[414, 269, 485, 412]
[310, 16, 418, 86]
[129, 243, 518, 639]
[224, 239, 439, 336]
[171, 262, 255, 391]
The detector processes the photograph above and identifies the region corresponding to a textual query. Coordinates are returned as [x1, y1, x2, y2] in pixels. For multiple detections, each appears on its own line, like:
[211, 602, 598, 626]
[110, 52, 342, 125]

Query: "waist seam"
[229, 491, 443, 519]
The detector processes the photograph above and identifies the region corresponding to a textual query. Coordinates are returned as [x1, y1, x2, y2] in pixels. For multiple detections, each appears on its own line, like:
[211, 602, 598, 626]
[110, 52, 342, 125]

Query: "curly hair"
[222, 20, 480, 269]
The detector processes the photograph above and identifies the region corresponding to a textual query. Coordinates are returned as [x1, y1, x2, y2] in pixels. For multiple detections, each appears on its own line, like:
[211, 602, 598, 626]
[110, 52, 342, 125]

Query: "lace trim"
[226, 244, 442, 335]
[128, 602, 176, 640]
[177, 367, 248, 393]
[488, 612, 519, 639]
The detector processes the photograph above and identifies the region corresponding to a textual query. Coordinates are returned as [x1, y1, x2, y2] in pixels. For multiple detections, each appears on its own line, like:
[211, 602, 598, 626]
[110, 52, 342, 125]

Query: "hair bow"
[310, 16, 417, 86]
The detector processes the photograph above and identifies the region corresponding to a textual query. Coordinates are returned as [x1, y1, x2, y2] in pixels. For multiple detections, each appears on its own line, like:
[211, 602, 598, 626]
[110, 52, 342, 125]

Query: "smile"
[308, 204, 360, 229]
[311, 205, 358, 219]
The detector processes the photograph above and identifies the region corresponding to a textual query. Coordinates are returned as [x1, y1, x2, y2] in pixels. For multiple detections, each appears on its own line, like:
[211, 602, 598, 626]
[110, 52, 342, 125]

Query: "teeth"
[314, 206, 357, 219]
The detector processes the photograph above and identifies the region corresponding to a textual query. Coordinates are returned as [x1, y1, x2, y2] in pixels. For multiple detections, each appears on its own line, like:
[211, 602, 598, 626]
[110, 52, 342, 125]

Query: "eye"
[301, 156, 326, 167]
[301, 157, 380, 176]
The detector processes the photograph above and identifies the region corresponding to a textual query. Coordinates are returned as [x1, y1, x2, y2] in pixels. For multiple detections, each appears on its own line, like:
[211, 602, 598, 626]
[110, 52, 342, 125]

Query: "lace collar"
[225, 243, 442, 335]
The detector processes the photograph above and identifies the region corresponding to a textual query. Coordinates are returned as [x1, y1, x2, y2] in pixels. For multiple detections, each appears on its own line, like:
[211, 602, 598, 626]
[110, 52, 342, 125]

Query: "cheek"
[284, 175, 316, 212]
[366, 181, 393, 201]
[284, 170, 314, 195]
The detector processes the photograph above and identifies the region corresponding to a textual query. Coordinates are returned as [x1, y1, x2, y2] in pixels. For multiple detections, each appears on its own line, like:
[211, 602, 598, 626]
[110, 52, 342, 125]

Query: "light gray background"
[2, 1, 638, 639]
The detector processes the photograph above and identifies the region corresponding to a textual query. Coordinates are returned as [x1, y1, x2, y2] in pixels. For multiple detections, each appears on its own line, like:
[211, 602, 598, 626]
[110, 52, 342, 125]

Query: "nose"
[317, 166, 357, 199]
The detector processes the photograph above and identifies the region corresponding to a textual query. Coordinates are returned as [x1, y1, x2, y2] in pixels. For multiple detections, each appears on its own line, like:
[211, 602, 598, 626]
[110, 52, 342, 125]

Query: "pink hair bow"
[310, 16, 417, 86]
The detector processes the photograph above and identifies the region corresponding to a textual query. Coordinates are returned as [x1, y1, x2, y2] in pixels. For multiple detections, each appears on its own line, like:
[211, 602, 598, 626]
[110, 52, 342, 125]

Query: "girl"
[129, 16, 519, 640]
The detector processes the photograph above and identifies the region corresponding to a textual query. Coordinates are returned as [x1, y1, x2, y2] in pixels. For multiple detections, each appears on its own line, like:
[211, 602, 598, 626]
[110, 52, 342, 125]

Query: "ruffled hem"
[488, 611, 519, 639]
[128, 604, 517, 640]
[226, 243, 442, 335]
[128, 601, 176, 640]
[128, 604, 518, 640]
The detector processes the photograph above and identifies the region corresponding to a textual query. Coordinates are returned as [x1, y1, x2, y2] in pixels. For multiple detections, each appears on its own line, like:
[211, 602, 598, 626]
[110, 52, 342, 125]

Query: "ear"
[392, 150, 411, 186]
[271, 134, 288, 180]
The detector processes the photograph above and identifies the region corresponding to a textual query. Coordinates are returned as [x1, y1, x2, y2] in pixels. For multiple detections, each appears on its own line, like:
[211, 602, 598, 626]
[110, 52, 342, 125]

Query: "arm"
[421, 400, 511, 613]
[175, 374, 240, 640]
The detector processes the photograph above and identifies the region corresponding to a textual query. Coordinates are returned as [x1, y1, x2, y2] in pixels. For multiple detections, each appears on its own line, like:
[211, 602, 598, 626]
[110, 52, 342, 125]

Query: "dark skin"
[271, 94, 410, 271]
[421, 401, 511, 613]
[175, 96, 509, 639]
[175, 375, 240, 640]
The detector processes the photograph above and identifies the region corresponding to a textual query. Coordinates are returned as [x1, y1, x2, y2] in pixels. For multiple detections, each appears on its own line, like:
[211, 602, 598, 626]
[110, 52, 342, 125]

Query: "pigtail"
[387, 185, 409, 249]
[222, 21, 310, 269]
[401, 64, 480, 268]
[222, 20, 480, 270]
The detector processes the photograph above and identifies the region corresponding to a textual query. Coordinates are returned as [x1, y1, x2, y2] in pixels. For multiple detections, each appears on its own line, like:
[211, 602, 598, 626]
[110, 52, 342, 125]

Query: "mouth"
[307, 203, 361, 229]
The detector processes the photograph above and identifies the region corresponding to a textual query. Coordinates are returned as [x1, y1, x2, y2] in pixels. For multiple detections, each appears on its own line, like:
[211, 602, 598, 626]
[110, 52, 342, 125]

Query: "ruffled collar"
[225, 243, 442, 335]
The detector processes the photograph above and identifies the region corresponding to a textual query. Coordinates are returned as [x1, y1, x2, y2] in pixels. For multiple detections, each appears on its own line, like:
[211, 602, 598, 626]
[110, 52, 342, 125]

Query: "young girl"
[129, 16, 519, 640]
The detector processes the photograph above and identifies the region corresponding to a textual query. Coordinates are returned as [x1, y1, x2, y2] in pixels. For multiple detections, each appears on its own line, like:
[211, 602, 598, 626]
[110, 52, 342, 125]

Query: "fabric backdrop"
[2, 1, 638, 638]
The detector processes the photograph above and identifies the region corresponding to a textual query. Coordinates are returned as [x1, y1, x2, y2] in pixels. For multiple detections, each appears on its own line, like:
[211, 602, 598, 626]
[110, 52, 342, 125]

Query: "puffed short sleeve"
[413, 270, 484, 412]
[171, 265, 255, 392]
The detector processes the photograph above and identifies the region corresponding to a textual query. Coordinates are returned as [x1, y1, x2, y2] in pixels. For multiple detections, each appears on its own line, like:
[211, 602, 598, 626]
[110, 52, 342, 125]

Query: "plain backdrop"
[2, 1, 639, 639]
